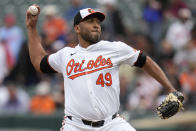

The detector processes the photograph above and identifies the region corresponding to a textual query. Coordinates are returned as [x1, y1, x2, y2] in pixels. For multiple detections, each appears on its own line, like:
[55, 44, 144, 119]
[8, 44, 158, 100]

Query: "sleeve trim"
[133, 52, 147, 68]
[40, 55, 58, 73]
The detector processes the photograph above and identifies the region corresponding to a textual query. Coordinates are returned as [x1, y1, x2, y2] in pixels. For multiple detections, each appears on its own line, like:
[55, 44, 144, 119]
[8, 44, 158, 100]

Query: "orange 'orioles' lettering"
[66, 55, 113, 80]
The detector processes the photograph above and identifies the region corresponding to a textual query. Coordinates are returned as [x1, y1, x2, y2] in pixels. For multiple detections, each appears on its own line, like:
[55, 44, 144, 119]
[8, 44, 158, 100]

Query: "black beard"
[80, 31, 101, 44]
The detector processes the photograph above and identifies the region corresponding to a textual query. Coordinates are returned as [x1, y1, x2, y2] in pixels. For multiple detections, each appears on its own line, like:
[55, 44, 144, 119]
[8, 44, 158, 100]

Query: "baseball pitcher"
[26, 5, 184, 131]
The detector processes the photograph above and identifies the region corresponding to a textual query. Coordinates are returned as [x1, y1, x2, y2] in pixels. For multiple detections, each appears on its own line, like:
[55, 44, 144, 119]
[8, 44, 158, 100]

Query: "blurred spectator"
[119, 75, 131, 112]
[4, 41, 40, 86]
[30, 81, 56, 115]
[175, 24, 196, 105]
[167, 0, 187, 18]
[190, 24, 196, 47]
[173, 24, 196, 70]
[0, 42, 9, 84]
[0, 14, 24, 65]
[64, 0, 87, 25]
[52, 79, 64, 108]
[42, 5, 68, 44]
[158, 40, 175, 59]
[132, 33, 155, 57]
[0, 85, 9, 112]
[142, 0, 163, 44]
[166, 8, 194, 51]
[179, 62, 196, 105]
[41, 33, 65, 54]
[0, 81, 29, 114]
[100, 0, 126, 41]
[128, 71, 161, 111]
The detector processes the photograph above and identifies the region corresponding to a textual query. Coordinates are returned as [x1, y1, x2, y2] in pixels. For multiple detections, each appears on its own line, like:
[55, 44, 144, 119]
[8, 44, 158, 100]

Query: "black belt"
[67, 113, 117, 127]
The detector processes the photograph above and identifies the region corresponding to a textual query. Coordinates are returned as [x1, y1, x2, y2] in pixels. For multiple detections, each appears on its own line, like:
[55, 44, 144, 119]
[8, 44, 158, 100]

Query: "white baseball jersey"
[48, 40, 140, 121]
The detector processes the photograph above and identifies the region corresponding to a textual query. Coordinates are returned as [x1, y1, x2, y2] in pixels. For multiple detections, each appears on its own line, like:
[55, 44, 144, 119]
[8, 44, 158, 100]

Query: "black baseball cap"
[73, 8, 105, 26]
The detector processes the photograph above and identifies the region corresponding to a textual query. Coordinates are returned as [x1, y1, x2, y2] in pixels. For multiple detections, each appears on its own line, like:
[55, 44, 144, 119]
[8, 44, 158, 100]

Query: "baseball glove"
[156, 91, 184, 119]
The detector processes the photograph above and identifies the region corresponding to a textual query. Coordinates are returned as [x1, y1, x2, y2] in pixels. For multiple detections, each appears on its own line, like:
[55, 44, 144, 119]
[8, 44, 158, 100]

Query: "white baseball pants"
[60, 115, 136, 131]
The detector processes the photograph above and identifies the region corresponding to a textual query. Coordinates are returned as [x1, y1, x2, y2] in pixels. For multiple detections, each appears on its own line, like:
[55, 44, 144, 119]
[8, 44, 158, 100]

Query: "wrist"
[168, 87, 176, 93]
[27, 27, 37, 34]
[27, 26, 36, 30]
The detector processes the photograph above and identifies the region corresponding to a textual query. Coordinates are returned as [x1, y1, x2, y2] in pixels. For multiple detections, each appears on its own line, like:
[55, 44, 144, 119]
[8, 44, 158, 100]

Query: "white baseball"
[28, 6, 38, 15]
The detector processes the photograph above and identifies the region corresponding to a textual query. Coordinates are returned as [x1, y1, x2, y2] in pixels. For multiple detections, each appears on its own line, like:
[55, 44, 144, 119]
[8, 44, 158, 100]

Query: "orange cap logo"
[88, 8, 95, 14]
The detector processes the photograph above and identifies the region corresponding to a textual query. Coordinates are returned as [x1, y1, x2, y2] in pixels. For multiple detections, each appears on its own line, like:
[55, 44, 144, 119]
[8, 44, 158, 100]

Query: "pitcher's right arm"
[26, 5, 47, 72]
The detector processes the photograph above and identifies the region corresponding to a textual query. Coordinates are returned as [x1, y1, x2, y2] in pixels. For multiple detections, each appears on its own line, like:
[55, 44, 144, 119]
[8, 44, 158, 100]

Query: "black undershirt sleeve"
[40, 55, 57, 73]
[134, 52, 147, 68]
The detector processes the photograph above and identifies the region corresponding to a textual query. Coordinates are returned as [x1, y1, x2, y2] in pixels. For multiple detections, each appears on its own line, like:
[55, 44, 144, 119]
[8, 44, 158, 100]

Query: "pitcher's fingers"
[26, 10, 32, 19]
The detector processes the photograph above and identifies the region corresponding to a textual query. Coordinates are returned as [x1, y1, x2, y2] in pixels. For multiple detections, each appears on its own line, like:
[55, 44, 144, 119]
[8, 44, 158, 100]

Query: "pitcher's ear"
[74, 25, 80, 33]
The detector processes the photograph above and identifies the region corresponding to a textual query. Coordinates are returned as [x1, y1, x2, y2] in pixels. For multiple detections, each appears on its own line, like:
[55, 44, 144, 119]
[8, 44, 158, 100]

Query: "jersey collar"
[75, 41, 101, 51]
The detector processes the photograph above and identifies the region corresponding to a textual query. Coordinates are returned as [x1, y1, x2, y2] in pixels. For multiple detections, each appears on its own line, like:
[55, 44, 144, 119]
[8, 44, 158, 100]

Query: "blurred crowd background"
[0, 0, 196, 130]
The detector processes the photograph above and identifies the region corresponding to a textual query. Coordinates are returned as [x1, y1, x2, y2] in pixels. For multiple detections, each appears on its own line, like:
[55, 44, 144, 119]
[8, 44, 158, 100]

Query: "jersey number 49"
[96, 73, 112, 87]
